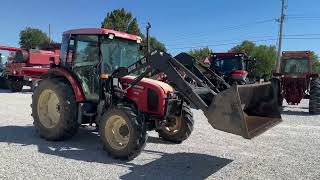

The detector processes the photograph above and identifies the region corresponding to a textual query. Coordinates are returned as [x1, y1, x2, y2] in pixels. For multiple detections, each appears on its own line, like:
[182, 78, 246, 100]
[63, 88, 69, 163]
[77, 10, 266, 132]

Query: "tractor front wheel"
[32, 78, 79, 140]
[99, 105, 147, 160]
[157, 103, 194, 143]
[309, 78, 320, 114]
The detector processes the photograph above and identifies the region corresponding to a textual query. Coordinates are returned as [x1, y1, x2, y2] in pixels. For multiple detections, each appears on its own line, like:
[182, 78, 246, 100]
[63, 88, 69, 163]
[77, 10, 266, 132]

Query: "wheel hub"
[105, 115, 130, 150]
[37, 89, 61, 128]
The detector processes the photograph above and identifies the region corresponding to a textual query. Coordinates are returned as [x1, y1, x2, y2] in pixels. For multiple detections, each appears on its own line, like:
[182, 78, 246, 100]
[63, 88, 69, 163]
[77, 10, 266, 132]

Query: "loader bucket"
[204, 82, 281, 139]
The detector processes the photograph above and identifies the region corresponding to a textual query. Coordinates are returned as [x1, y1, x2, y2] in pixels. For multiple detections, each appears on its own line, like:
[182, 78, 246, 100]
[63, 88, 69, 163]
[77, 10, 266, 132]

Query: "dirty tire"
[99, 105, 147, 160]
[32, 78, 79, 141]
[158, 103, 194, 143]
[309, 78, 320, 114]
[8, 80, 23, 92]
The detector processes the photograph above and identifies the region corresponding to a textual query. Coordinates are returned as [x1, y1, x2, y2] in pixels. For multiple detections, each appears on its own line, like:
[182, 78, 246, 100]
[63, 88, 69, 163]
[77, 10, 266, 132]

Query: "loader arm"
[113, 51, 282, 139]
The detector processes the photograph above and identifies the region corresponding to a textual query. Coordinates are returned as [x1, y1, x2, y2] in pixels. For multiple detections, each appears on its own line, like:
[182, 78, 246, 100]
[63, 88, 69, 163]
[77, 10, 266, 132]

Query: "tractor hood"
[121, 75, 174, 94]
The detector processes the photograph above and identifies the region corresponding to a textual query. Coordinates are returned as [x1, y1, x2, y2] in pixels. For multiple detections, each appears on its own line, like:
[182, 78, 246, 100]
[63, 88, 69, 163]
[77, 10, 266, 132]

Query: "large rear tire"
[157, 103, 194, 143]
[99, 105, 147, 160]
[32, 78, 79, 141]
[309, 78, 320, 114]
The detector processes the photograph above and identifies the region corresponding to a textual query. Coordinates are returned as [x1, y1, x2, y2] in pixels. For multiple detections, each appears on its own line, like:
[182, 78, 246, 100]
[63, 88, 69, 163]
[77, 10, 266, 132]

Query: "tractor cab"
[209, 53, 253, 84]
[58, 28, 143, 101]
[281, 51, 311, 75]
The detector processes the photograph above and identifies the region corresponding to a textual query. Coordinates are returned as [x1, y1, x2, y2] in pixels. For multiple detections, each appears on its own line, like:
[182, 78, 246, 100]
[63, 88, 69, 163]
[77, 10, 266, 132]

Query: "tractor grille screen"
[147, 89, 159, 112]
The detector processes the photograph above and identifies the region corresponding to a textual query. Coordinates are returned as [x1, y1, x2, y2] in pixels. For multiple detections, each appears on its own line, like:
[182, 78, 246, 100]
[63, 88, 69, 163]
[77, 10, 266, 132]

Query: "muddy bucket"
[204, 82, 282, 139]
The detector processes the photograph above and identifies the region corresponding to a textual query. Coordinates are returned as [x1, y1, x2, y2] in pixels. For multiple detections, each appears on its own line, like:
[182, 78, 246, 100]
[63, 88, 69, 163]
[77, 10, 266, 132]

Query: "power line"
[166, 35, 276, 48]
[164, 18, 276, 43]
[169, 38, 278, 51]
[166, 33, 320, 49]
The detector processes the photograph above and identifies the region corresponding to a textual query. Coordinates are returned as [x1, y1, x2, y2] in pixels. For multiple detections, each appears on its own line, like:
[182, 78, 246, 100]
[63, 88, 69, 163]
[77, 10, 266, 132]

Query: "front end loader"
[32, 28, 281, 160]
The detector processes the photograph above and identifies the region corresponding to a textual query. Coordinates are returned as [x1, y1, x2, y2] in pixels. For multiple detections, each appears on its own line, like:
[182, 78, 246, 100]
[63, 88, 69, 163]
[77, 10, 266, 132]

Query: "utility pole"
[276, 0, 286, 73]
[48, 24, 51, 44]
[146, 22, 151, 54]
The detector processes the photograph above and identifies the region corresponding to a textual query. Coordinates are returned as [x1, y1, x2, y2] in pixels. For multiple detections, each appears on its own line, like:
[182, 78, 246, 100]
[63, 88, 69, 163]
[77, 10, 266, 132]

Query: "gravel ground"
[0, 89, 319, 180]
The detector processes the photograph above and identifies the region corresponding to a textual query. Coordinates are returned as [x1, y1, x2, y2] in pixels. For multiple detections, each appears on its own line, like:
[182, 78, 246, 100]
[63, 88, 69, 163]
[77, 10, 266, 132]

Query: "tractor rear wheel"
[309, 78, 320, 114]
[157, 103, 194, 143]
[271, 78, 283, 107]
[8, 80, 23, 92]
[99, 105, 147, 160]
[32, 78, 79, 141]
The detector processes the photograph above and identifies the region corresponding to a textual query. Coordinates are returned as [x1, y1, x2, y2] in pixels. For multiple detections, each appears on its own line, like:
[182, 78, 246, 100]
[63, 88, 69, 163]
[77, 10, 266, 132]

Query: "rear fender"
[40, 68, 86, 102]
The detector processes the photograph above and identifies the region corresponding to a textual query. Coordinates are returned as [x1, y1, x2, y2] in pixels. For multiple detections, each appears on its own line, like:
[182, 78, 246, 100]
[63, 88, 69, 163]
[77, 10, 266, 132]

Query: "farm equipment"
[204, 52, 255, 85]
[272, 51, 320, 113]
[32, 28, 281, 160]
[0, 46, 59, 92]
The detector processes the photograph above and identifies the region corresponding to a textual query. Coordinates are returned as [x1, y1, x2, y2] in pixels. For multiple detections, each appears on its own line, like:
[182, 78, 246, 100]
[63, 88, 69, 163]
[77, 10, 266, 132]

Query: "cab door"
[71, 35, 100, 101]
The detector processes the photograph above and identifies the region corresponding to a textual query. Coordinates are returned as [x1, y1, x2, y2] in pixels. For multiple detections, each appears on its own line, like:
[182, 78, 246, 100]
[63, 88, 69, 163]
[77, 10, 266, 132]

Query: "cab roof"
[63, 28, 142, 42]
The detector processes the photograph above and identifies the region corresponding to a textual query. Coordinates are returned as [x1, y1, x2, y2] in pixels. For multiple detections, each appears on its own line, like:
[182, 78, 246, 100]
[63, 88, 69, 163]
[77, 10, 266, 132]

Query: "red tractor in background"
[0, 46, 59, 92]
[205, 52, 255, 85]
[272, 51, 320, 114]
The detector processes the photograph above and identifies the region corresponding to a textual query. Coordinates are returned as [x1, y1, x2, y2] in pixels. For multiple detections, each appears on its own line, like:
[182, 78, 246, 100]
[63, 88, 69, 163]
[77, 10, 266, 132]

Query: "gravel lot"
[0, 89, 319, 180]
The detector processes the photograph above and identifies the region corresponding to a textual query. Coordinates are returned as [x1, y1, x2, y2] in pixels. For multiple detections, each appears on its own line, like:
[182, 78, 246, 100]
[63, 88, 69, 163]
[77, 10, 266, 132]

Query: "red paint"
[121, 76, 172, 116]
[63, 28, 142, 42]
[41, 68, 86, 102]
[231, 70, 248, 78]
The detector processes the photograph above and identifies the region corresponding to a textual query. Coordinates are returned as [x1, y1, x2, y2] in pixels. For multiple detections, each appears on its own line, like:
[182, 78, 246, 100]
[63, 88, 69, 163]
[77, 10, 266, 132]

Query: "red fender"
[41, 68, 86, 102]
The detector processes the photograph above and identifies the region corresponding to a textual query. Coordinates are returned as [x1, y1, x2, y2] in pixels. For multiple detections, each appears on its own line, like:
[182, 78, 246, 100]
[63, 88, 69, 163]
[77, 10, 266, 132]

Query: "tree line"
[18, 8, 320, 77]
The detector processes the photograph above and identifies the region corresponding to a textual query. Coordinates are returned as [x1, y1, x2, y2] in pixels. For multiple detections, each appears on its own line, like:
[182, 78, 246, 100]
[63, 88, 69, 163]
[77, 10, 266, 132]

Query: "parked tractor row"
[1, 27, 319, 161]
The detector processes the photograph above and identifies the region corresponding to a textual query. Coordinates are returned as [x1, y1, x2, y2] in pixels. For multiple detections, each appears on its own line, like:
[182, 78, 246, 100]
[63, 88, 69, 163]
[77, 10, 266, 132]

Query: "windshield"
[101, 37, 139, 74]
[211, 57, 242, 73]
[282, 58, 309, 74]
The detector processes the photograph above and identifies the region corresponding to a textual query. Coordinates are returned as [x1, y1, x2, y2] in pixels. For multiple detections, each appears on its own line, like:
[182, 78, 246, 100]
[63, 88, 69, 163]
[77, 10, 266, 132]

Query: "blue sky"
[0, 0, 320, 55]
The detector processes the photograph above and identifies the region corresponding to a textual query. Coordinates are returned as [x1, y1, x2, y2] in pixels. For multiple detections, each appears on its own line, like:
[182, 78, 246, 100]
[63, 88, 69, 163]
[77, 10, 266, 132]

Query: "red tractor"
[205, 52, 255, 85]
[32, 28, 281, 160]
[272, 51, 320, 114]
[0, 46, 59, 92]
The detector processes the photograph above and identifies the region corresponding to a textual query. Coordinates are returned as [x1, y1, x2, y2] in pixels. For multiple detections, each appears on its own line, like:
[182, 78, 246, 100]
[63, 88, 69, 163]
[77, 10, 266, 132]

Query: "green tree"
[188, 47, 212, 62]
[230, 40, 277, 79]
[310, 51, 320, 73]
[101, 8, 141, 35]
[101, 8, 166, 52]
[19, 27, 50, 49]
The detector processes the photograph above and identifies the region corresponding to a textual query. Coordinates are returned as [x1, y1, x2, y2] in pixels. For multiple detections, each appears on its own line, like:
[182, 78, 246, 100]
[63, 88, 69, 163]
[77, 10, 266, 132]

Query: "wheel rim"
[37, 89, 61, 128]
[163, 115, 182, 135]
[105, 115, 130, 150]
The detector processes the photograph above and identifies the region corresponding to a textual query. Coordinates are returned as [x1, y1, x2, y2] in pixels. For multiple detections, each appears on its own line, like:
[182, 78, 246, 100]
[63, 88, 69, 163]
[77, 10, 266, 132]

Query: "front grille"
[147, 89, 159, 112]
